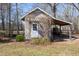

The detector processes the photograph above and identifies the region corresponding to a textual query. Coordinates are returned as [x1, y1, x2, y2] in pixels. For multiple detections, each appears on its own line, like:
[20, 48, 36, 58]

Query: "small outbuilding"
[21, 7, 72, 40]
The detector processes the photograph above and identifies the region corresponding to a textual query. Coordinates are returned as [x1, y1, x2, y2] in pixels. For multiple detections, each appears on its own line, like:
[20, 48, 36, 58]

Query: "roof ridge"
[21, 7, 72, 25]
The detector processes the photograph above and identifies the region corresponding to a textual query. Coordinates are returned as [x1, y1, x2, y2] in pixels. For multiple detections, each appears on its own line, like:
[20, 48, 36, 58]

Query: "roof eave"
[21, 7, 72, 25]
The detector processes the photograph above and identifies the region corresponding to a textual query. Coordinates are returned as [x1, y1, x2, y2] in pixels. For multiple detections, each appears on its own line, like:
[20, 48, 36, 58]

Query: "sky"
[20, 3, 34, 12]
[17, 3, 79, 17]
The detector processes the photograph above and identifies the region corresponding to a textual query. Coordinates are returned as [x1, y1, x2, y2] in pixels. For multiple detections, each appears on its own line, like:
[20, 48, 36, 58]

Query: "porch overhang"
[51, 19, 72, 26]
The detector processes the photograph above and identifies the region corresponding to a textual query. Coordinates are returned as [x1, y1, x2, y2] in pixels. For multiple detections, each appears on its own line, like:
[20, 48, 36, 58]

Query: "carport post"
[59, 25, 62, 40]
[60, 25, 62, 33]
[69, 25, 72, 40]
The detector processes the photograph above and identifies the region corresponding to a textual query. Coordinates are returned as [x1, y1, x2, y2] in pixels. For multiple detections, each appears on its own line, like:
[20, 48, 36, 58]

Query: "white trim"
[21, 7, 72, 25]
[31, 22, 39, 38]
[21, 7, 40, 20]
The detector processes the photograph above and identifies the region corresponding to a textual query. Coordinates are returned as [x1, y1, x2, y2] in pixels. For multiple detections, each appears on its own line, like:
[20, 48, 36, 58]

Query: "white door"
[31, 23, 39, 38]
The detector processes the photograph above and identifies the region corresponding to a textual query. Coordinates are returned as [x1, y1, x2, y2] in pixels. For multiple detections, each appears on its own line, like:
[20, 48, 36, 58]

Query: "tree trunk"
[1, 4, 5, 30]
[8, 3, 11, 37]
[53, 3, 57, 18]
[16, 3, 19, 34]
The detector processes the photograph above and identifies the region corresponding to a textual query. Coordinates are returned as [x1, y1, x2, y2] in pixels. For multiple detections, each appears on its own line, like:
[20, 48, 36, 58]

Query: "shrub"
[31, 37, 50, 45]
[31, 38, 39, 45]
[0, 31, 5, 36]
[16, 35, 25, 42]
[40, 37, 50, 45]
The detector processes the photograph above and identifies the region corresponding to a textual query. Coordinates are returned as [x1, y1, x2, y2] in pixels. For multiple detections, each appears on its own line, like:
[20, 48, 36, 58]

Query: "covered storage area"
[50, 18, 73, 41]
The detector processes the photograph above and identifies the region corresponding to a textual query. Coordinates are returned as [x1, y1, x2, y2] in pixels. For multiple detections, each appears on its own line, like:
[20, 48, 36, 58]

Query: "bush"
[31, 37, 50, 45]
[31, 38, 40, 45]
[16, 35, 25, 42]
[0, 31, 5, 36]
[40, 37, 50, 45]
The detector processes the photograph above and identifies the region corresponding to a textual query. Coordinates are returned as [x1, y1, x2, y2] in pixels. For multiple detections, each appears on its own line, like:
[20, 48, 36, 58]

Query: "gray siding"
[24, 9, 52, 39]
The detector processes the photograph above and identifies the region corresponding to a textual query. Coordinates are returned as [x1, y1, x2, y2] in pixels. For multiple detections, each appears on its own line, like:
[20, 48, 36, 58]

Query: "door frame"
[31, 22, 39, 38]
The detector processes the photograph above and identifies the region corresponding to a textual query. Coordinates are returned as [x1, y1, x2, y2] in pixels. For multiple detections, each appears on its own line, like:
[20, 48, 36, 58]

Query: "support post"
[60, 25, 62, 33]
[59, 25, 62, 40]
[69, 25, 72, 40]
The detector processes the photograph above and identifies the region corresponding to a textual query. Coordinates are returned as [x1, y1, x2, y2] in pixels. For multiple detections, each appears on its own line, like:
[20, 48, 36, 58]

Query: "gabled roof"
[21, 7, 72, 25]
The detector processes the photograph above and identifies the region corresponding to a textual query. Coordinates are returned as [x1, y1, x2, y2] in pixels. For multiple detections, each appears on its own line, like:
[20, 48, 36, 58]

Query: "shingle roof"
[21, 7, 72, 25]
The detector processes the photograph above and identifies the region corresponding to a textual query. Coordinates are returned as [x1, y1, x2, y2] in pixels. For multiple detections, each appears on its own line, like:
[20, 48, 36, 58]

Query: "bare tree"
[0, 4, 5, 30]
[8, 3, 11, 37]
[16, 3, 19, 34]
[72, 3, 79, 12]
[48, 3, 59, 17]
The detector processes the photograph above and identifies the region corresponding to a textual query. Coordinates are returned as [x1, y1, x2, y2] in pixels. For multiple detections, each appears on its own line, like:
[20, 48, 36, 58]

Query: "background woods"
[0, 3, 79, 37]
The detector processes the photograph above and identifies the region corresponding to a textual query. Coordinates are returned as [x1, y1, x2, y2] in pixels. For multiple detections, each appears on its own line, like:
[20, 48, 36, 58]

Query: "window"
[33, 23, 37, 31]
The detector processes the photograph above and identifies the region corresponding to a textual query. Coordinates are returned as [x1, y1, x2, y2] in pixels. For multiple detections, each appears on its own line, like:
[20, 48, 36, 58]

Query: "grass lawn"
[0, 39, 79, 56]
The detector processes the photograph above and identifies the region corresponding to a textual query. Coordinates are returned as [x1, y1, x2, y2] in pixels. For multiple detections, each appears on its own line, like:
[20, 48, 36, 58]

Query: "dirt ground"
[0, 34, 79, 55]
